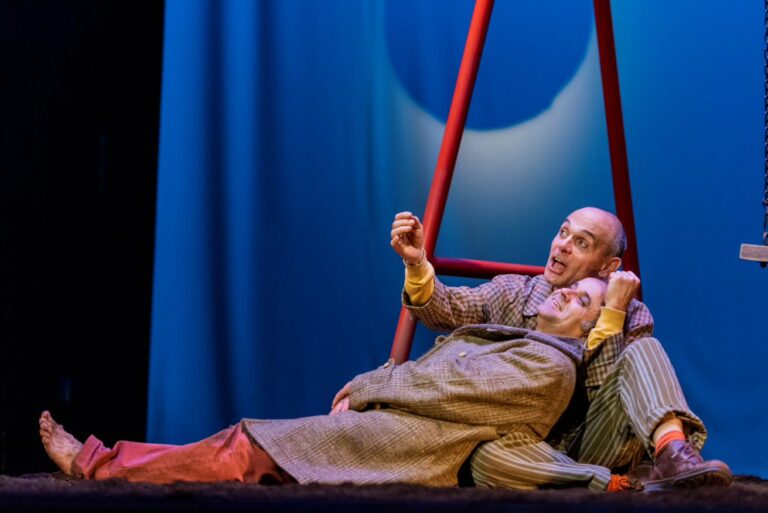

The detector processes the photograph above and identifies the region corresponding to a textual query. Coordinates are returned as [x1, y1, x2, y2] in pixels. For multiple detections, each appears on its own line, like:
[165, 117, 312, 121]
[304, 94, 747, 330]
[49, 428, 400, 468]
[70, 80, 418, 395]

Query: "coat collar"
[451, 323, 584, 366]
[523, 275, 554, 318]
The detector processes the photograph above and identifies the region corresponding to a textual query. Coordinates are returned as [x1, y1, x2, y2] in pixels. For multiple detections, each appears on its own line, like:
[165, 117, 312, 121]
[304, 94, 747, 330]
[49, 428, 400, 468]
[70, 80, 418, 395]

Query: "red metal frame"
[390, 0, 640, 363]
[593, 0, 642, 294]
[389, 0, 496, 364]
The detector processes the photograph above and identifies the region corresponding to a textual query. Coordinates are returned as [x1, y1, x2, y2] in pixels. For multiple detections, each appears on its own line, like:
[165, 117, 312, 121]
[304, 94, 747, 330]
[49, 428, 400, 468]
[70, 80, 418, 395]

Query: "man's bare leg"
[39, 411, 82, 476]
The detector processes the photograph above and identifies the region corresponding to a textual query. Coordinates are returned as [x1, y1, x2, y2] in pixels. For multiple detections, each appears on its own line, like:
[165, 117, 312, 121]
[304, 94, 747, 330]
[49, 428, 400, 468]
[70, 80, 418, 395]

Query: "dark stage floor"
[0, 474, 766, 513]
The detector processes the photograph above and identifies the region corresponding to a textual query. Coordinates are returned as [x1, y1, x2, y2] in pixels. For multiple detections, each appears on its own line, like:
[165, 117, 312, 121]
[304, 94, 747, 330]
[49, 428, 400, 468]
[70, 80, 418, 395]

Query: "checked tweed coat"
[405, 273, 653, 452]
[405, 274, 653, 393]
[242, 325, 583, 486]
[404, 272, 673, 491]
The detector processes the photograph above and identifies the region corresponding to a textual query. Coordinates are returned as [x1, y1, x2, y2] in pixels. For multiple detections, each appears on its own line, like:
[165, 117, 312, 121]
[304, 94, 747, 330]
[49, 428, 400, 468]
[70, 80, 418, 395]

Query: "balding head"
[572, 207, 626, 259]
[544, 207, 626, 287]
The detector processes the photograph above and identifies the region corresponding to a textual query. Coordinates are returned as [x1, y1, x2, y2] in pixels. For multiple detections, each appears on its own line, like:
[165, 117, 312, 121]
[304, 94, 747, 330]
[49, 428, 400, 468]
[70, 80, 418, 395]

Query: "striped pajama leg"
[577, 337, 707, 468]
[471, 432, 612, 492]
[470, 338, 708, 492]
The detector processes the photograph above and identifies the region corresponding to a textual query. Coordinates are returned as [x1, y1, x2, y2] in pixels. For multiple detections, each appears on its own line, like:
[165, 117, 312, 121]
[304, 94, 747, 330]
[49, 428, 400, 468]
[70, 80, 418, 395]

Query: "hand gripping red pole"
[390, 0, 495, 363]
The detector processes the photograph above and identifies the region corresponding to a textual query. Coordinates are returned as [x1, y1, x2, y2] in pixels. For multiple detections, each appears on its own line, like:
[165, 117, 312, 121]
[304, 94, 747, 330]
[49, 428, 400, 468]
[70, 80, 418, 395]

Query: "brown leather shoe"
[644, 440, 733, 492]
[626, 460, 653, 487]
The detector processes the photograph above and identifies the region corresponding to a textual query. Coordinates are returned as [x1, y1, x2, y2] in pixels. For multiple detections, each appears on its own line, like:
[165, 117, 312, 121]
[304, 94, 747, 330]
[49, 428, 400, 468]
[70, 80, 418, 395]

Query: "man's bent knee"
[619, 337, 666, 363]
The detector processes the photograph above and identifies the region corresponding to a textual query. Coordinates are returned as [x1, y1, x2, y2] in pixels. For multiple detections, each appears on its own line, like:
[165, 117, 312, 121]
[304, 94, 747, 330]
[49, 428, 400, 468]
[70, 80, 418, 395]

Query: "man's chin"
[543, 268, 569, 288]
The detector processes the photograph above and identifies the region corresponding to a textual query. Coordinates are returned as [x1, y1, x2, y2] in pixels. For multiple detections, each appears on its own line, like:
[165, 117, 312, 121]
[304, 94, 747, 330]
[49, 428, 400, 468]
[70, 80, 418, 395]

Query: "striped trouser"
[470, 337, 707, 492]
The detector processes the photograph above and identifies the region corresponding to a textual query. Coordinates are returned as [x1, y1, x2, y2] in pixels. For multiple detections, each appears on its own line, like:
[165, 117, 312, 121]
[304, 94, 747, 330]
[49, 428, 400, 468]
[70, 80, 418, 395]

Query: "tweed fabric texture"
[243, 326, 582, 487]
[404, 274, 654, 389]
[405, 273, 702, 491]
[471, 337, 705, 491]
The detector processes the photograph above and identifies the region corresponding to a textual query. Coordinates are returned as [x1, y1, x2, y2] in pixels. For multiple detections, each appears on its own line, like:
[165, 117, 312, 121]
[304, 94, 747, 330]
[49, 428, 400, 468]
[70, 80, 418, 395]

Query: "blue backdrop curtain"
[148, 0, 405, 443]
[149, 0, 767, 477]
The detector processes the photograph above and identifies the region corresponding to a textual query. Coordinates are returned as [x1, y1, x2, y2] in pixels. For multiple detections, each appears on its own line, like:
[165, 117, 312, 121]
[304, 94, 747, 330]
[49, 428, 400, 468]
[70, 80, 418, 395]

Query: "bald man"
[391, 207, 731, 492]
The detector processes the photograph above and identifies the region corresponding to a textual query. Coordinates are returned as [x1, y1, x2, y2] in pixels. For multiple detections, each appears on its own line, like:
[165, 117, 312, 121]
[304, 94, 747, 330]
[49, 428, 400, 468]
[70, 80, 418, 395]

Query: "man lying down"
[40, 277, 607, 487]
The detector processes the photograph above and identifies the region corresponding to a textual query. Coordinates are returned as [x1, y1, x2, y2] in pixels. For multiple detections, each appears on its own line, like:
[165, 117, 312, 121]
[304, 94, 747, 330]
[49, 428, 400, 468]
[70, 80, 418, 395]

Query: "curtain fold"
[148, 0, 767, 479]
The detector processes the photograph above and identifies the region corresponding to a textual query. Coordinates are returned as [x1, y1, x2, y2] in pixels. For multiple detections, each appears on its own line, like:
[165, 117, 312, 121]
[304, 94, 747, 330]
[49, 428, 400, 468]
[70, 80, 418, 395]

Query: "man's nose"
[556, 237, 572, 253]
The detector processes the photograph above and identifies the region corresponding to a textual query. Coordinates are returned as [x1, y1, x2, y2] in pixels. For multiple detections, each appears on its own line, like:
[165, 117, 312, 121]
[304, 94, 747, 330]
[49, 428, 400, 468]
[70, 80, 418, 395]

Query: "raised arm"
[390, 212, 529, 332]
[390, 211, 426, 266]
[582, 272, 653, 389]
[585, 270, 641, 350]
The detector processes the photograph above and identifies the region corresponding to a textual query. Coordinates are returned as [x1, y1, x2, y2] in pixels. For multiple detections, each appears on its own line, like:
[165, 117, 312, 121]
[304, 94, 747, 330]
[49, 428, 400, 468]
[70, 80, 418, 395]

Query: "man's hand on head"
[605, 271, 640, 312]
[390, 212, 425, 266]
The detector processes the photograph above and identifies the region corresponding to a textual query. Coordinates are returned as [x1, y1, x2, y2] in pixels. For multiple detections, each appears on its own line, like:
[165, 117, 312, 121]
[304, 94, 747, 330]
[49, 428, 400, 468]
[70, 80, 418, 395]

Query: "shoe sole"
[643, 463, 733, 493]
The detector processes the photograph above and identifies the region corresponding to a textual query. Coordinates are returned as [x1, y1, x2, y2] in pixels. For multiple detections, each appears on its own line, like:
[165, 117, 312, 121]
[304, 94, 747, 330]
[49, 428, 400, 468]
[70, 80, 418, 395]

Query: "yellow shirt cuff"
[404, 259, 435, 306]
[586, 307, 626, 350]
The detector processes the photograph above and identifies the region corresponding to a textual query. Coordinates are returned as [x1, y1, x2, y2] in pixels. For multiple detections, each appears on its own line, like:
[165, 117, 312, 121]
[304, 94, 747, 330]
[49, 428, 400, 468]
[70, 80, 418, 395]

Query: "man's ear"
[597, 257, 621, 278]
[580, 319, 598, 338]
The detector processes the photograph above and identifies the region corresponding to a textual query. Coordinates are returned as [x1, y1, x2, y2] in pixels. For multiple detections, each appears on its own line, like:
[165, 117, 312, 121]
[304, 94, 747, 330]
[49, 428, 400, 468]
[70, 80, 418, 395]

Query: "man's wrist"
[605, 299, 629, 312]
[403, 249, 425, 267]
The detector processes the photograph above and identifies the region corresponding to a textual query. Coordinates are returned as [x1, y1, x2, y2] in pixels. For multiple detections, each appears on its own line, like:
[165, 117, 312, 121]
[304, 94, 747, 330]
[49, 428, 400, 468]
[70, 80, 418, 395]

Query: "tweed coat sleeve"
[403, 274, 530, 332]
[347, 338, 577, 433]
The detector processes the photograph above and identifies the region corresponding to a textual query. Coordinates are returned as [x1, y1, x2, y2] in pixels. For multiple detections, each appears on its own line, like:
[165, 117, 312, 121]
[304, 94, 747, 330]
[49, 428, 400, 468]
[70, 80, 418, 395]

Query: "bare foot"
[39, 411, 83, 476]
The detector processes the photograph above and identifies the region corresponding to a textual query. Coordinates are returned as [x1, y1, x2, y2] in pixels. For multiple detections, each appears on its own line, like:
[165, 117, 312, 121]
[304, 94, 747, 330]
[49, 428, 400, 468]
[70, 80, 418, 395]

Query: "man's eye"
[577, 239, 588, 249]
[581, 297, 589, 307]
[560, 228, 568, 237]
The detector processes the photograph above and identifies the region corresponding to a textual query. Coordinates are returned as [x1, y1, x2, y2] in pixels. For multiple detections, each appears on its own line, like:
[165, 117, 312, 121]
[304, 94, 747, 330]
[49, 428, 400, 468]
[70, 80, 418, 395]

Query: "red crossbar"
[434, 257, 544, 280]
[390, 0, 640, 363]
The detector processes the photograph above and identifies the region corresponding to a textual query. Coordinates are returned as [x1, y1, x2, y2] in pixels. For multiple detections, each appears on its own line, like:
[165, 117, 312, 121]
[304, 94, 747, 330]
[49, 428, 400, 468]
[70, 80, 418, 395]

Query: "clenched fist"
[605, 271, 640, 312]
[390, 211, 425, 266]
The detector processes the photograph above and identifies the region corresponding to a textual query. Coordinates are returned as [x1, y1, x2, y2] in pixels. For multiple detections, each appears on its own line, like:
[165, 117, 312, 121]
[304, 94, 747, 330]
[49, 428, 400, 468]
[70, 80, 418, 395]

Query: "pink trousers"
[72, 423, 294, 484]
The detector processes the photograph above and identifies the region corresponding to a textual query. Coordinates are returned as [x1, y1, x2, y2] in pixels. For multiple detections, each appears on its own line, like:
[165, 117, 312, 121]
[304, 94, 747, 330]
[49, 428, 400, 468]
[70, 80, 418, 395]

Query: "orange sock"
[607, 474, 632, 492]
[654, 430, 686, 457]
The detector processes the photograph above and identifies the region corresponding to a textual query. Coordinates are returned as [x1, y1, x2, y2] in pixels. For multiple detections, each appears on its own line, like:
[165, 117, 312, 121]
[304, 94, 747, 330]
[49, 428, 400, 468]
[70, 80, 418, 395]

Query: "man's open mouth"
[550, 256, 567, 273]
